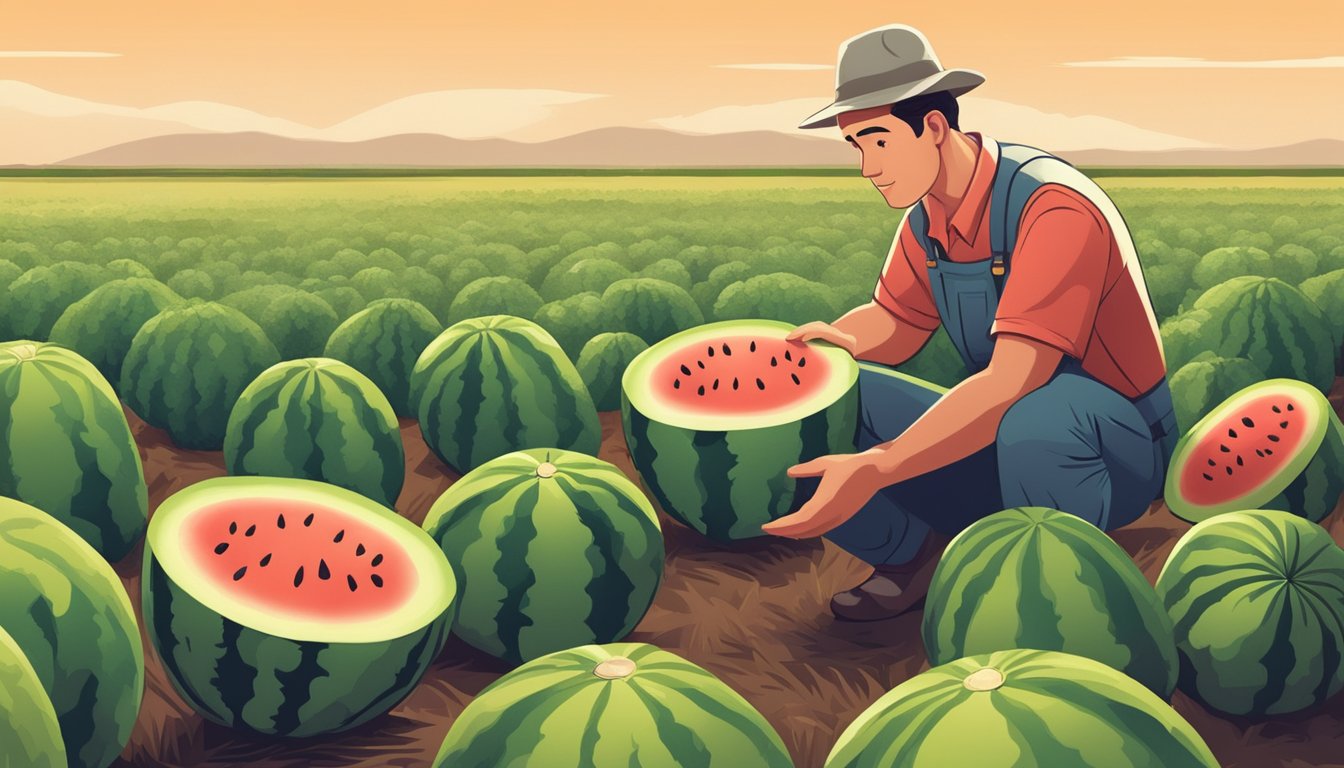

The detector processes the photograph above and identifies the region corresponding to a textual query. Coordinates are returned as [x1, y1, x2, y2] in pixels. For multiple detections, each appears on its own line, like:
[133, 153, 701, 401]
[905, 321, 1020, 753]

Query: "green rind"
[47, 278, 183, 393]
[1155, 509, 1344, 716]
[411, 315, 601, 472]
[119, 301, 281, 450]
[1165, 378, 1344, 523]
[432, 643, 793, 768]
[0, 341, 148, 561]
[577, 332, 648, 411]
[825, 649, 1219, 768]
[0, 497, 145, 768]
[422, 449, 664, 664]
[223, 358, 405, 508]
[0, 625, 67, 768]
[323, 298, 442, 417]
[922, 508, 1179, 698]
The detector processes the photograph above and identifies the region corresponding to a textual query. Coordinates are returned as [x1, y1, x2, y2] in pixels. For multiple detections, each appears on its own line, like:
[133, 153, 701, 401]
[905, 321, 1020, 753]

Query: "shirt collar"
[924, 132, 998, 248]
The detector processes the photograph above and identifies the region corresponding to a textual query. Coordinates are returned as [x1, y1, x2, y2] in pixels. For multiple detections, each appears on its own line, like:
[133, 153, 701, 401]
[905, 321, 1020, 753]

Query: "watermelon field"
[2, 173, 1344, 768]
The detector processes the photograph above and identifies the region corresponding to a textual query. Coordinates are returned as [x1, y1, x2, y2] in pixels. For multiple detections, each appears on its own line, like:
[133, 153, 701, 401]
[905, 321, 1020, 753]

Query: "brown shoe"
[830, 534, 946, 622]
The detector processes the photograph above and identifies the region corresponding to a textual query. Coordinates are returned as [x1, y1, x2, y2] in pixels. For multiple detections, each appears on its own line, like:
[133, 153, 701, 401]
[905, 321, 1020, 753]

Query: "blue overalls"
[825, 142, 1180, 566]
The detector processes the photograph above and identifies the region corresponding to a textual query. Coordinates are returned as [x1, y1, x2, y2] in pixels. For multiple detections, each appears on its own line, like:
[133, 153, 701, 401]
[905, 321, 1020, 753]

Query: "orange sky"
[4, 1, 1342, 148]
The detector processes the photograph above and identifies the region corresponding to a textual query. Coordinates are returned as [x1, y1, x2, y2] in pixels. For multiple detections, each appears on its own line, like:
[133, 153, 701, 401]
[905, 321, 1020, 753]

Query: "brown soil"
[110, 382, 1344, 768]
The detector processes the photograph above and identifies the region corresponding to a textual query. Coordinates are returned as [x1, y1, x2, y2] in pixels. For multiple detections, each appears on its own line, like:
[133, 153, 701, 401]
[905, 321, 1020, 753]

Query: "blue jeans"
[824, 362, 1179, 566]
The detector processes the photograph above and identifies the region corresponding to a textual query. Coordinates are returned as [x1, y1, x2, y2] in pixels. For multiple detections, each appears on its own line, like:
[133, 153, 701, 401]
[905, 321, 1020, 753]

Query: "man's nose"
[861, 155, 883, 180]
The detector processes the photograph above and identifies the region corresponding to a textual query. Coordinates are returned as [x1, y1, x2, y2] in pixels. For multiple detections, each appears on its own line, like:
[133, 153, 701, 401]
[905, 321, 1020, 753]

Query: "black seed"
[371, 574, 384, 588]
[697, 360, 705, 369]
[1225, 466, 1233, 476]
[260, 553, 272, 567]
[1287, 403, 1294, 411]
[1207, 458, 1216, 466]
[371, 554, 384, 567]
[707, 346, 714, 357]
[1267, 434, 1280, 443]
[318, 559, 331, 580]
[1256, 449, 1265, 457]
[293, 567, 304, 587]
[680, 364, 691, 376]
[1266, 449, 1275, 455]
[798, 357, 806, 368]
[1219, 444, 1230, 453]
[791, 373, 800, 385]
[304, 512, 315, 527]
[277, 513, 286, 529]
[229, 522, 238, 535]
[1241, 417, 1255, 428]
[1236, 455, 1244, 466]
[1280, 421, 1289, 429]
[1272, 405, 1282, 413]
[347, 575, 358, 592]
[244, 524, 256, 537]
[756, 378, 765, 390]
[333, 529, 345, 543]
[673, 379, 680, 389]
[214, 542, 229, 555]
[750, 341, 756, 352]
[1202, 473, 1213, 481]
[722, 343, 731, 356]
[233, 566, 247, 581]
[356, 544, 366, 556]
[697, 385, 705, 396]
[784, 349, 792, 361]
[1228, 428, 1237, 439]
[712, 378, 719, 390]
[732, 377, 739, 390]
[770, 356, 778, 367]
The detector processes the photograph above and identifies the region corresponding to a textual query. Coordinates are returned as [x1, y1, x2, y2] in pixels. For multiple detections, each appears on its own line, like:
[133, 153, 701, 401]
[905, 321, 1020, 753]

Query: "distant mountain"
[26, 131, 1344, 168]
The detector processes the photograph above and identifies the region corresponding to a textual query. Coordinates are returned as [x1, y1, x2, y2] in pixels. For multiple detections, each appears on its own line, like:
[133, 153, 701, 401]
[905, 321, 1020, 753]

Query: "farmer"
[761, 24, 1178, 621]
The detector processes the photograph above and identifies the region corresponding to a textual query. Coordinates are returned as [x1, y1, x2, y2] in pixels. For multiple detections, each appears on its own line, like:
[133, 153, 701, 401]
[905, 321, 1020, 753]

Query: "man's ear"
[925, 110, 949, 145]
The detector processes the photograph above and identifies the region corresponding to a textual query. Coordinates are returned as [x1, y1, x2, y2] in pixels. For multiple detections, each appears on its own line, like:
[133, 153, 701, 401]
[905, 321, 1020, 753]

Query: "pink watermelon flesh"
[1179, 393, 1309, 506]
[652, 335, 830, 415]
[187, 498, 413, 621]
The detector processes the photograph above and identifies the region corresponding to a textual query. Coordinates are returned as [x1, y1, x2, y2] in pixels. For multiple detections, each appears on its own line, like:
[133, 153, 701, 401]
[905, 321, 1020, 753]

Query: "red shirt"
[872, 133, 1166, 399]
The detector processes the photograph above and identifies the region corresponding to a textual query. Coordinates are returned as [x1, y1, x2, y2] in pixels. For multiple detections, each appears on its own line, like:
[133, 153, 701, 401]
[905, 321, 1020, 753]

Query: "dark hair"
[890, 91, 960, 136]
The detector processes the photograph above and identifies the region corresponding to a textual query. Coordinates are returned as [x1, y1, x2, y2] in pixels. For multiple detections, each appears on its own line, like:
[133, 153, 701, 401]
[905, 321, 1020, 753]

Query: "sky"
[2, 1, 1341, 163]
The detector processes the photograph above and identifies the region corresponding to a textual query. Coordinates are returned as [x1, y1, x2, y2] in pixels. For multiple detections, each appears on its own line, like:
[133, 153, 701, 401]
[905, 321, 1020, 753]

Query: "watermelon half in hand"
[622, 319, 858, 541]
[1164, 378, 1344, 523]
[142, 476, 457, 737]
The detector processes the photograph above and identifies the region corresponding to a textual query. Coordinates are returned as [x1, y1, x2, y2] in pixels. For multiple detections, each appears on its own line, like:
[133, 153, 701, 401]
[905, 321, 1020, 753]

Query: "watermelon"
[922, 507, 1178, 697]
[323, 298, 442, 417]
[422, 448, 663, 664]
[256, 291, 340, 360]
[1168, 354, 1266, 435]
[577, 331, 648, 411]
[411, 315, 600, 472]
[433, 642, 793, 767]
[0, 341, 148, 560]
[1165, 379, 1344, 523]
[142, 476, 457, 736]
[1156, 509, 1344, 716]
[825, 649, 1219, 768]
[120, 301, 281, 450]
[47, 277, 182, 393]
[0, 625, 66, 768]
[622, 319, 858, 541]
[0, 496, 144, 768]
[224, 358, 405, 508]
[1299, 268, 1344, 373]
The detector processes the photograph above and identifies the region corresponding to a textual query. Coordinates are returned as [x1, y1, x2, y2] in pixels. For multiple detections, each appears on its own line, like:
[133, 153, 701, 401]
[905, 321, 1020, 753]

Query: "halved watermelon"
[622, 319, 858, 540]
[142, 476, 457, 737]
[1165, 378, 1344, 523]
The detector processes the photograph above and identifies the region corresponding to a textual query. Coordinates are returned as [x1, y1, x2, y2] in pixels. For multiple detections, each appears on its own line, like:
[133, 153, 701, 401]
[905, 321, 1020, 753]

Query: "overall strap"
[988, 142, 1058, 296]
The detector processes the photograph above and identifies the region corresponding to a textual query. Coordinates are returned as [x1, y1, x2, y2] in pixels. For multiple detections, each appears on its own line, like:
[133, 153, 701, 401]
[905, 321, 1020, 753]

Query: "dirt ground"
[109, 382, 1344, 768]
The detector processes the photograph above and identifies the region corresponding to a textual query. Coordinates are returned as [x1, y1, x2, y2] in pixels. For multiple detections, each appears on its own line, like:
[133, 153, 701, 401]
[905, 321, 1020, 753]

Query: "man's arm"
[790, 301, 934, 366]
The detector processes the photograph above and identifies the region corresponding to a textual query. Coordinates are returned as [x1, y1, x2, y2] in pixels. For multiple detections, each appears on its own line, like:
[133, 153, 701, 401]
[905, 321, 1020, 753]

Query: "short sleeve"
[873, 215, 942, 331]
[991, 185, 1112, 358]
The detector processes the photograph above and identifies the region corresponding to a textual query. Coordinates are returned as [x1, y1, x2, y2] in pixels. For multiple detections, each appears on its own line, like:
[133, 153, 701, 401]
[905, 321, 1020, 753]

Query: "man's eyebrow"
[843, 126, 891, 142]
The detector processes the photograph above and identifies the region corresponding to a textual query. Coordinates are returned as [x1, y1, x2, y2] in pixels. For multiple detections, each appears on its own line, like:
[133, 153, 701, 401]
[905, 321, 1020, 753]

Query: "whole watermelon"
[0, 341, 148, 560]
[323, 298, 442, 417]
[224, 358, 405, 507]
[0, 497, 144, 768]
[411, 315, 600, 472]
[1299, 268, 1344, 373]
[120, 301, 281, 450]
[0, 262, 103, 341]
[257, 291, 340, 360]
[48, 277, 183, 393]
[1156, 509, 1344, 716]
[433, 643, 792, 767]
[1168, 353, 1266, 434]
[0, 626, 66, 768]
[826, 649, 1218, 768]
[422, 449, 663, 664]
[577, 332, 648, 411]
[922, 507, 1178, 697]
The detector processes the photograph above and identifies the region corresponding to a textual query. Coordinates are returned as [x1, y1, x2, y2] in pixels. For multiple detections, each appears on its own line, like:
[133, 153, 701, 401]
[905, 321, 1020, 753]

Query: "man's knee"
[997, 374, 1097, 455]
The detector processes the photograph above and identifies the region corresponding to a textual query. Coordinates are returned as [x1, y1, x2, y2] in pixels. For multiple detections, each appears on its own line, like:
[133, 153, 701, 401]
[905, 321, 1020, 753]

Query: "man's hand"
[786, 322, 857, 357]
[761, 452, 888, 539]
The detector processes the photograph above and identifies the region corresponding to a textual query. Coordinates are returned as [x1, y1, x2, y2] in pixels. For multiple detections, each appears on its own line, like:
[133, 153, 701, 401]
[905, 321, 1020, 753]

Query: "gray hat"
[799, 25, 984, 130]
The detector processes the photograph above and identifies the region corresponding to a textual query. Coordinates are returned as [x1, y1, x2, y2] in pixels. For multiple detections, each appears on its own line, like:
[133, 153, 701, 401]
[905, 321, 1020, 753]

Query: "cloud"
[0, 51, 120, 58]
[715, 63, 833, 71]
[649, 98, 830, 135]
[1063, 56, 1344, 69]
[319, 90, 608, 142]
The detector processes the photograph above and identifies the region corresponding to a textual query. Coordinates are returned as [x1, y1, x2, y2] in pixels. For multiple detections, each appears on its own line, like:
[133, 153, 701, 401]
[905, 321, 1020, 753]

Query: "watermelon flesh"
[654, 334, 830, 415]
[1177, 392, 1309, 507]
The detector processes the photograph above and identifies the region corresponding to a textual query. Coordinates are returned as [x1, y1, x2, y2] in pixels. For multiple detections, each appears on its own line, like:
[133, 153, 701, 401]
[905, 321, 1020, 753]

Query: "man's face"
[837, 105, 940, 209]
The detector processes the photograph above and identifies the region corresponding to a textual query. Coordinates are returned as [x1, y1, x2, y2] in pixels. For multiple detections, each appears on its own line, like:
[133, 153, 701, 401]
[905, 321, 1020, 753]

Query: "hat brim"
[797, 69, 985, 130]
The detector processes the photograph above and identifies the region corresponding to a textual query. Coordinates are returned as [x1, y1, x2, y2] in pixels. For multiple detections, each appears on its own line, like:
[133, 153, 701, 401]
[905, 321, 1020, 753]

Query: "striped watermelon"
[0, 341, 148, 561]
[577, 331, 648, 411]
[1168, 354, 1265, 435]
[224, 358, 404, 508]
[0, 625, 65, 768]
[47, 277, 182, 394]
[422, 448, 663, 664]
[622, 319, 858, 541]
[323, 298, 442, 417]
[411, 315, 600, 472]
[433, 643, 793, 767]
[0, 496, 144, 768]
[922, 508, 1179, 697]
[826, 649, 1218, 768]
[1191, 276, 1335, 393]
[142, 476, 457, 736]
[1156, 509, 1344, 716]
[1165, 379, 1344, 523]
[120, 301, 281, 450]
